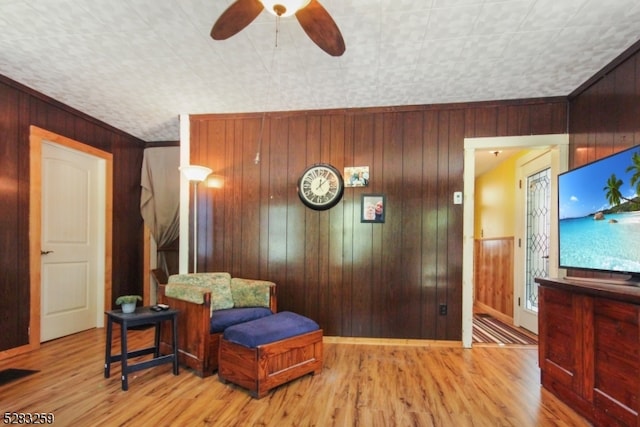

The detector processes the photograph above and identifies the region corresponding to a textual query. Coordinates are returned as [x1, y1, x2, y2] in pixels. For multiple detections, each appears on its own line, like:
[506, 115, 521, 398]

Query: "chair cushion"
[230, 278, 274, 308]
[210, 307, 273, 334]
[165, 283, 210, 304]
[223, 311, 319, 348]
[168, 272, 233, 313]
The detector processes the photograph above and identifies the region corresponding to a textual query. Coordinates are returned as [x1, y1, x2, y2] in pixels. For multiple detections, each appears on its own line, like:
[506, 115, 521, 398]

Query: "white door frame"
[179, 114, 191, 274]
[29, 126, 113, 351]
[462, 134, 568, 348]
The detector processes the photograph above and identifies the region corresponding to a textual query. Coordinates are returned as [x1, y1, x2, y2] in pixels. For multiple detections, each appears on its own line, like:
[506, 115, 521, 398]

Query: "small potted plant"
[115, 295, 142, 314]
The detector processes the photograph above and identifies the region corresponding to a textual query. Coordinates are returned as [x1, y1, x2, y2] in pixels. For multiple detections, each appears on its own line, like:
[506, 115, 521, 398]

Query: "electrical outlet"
[439, 304, 447, 315]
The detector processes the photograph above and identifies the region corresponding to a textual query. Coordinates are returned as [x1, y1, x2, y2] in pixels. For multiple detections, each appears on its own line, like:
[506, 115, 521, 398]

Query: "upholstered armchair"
[158, 272, 276, 377]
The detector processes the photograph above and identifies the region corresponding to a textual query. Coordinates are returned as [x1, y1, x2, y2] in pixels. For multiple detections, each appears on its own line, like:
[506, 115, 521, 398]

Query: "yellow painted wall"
[474, 151, 529, 239]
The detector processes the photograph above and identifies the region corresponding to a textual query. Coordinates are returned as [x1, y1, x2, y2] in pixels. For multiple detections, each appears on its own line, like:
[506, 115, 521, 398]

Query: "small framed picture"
[361, 194, 385, 223]
[344, 166, 369, 187]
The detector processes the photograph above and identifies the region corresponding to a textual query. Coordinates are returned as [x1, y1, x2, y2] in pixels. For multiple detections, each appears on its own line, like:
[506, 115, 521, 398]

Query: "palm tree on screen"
[603, 173, 624, 207]
[625, 152, 640, 197]
[602, 151, 640, 210]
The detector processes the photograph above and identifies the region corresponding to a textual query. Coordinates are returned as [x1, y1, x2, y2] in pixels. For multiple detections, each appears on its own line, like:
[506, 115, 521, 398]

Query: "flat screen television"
[558, 144, 640, 283]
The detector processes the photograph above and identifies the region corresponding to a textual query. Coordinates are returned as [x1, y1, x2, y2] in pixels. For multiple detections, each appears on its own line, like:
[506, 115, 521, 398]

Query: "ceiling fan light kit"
[260, 0, 311, 17]
[211, 0, 345, 56]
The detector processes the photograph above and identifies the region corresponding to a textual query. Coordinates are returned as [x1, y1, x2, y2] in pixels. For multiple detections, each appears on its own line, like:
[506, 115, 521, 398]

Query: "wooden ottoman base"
[218, 329, 323, 398]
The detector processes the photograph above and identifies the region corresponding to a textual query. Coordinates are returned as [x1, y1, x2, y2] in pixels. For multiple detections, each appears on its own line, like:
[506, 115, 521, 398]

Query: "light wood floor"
[0, 328, 589, 427]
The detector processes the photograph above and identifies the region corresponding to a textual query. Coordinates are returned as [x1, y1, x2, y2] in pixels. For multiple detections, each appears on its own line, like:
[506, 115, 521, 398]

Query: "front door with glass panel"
[515, 151, 554, 334]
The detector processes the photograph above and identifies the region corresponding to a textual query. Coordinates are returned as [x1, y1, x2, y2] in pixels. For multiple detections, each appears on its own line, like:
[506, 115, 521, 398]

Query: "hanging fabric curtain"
[140, 146, 180, 275]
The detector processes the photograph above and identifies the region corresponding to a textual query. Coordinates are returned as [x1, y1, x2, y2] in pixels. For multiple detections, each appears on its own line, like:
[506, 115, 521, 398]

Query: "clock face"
[297, 163, 344, 210]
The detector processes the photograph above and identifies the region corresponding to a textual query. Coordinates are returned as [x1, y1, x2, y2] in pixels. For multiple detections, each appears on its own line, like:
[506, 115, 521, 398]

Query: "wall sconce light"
[207, 174, 225, 189]
[180, 165, 212, 273]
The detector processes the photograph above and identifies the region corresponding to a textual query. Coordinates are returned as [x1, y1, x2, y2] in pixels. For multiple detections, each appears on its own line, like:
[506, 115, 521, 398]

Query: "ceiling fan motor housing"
[273, 4, 286, 16]
[261, 0, 311, 17]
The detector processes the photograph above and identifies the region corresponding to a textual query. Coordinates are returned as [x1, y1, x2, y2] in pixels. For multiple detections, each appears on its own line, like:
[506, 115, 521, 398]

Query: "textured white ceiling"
[1, 0, 639, 142]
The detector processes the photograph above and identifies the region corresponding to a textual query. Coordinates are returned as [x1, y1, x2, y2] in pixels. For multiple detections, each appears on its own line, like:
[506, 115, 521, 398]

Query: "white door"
[40, 142, 103, 341]
[514, 150, 560, 334]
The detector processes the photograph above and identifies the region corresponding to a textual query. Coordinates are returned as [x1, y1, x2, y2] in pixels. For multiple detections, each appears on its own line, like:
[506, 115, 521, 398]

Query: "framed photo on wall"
[361, 194, 385, 223]
[344, 166, 369, 187]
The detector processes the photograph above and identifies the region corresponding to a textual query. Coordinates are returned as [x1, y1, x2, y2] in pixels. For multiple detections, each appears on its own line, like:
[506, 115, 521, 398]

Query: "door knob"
[40, 250, 54, 255]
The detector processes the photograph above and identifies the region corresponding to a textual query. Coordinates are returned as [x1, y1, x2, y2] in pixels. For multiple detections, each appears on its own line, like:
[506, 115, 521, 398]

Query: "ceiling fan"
[211, 0, 346, 56]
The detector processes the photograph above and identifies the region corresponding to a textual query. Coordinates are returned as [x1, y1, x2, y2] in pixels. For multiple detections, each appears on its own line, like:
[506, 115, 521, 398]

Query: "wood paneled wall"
[0, 75, 145, 352]
[190, 99, 566, 340]
[474, 238, 514, 317]
[570, 41, 640, 164]
[566, 41, 640, 280]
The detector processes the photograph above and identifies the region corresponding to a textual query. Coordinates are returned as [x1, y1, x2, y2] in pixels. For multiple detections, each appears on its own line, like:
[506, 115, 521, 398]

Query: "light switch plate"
[453, 191, 463, 204]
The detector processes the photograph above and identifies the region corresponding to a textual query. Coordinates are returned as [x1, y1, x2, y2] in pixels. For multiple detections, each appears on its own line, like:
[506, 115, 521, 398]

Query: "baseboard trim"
[323, 336, 462, 347]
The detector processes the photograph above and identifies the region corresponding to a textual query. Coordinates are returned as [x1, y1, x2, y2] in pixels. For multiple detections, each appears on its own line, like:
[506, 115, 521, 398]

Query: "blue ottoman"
[218, 311, 323, 398]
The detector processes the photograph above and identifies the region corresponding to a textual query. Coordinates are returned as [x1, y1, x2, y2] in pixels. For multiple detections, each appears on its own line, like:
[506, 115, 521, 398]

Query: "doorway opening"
[461, 134, 568, 348]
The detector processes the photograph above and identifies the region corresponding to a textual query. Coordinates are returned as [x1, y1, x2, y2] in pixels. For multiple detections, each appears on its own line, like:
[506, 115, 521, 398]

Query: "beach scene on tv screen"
[559, 146, 640, 273]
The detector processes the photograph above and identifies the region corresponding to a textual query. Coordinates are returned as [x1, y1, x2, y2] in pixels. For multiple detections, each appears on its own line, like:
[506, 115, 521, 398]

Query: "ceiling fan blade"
[295, 0, 345, 56]
[211, 0, 264, 40]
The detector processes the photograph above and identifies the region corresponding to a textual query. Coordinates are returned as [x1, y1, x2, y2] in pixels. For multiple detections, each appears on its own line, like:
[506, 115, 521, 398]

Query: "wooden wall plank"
[446, 109, 465, 339]
[370, 114, 385, 337]
[421, 110, 440, 338]
[401, 111, 424, 338]
[303, 115, 322, 324]
[330, 114, 346, 335]
[267, 117, 289, 294]
[351, 113, 375, 337]
[383, 112, 406, 337]
[316, 115, 332, 333]
[258, 117, 272, 278]
[286, 115, 308, 316]
[239, 117, 261, 279]
[434, 110, 450, 339]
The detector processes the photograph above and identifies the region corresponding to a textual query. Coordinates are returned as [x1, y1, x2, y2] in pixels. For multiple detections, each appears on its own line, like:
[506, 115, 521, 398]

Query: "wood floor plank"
[0, 328, 590, 426]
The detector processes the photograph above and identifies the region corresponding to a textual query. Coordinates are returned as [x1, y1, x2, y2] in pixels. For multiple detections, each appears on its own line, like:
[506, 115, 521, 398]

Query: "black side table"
[104, 307, 179, 390]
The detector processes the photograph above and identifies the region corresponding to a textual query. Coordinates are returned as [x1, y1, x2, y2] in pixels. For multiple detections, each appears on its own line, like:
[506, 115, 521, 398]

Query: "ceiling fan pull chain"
[256, 17, 281, 166]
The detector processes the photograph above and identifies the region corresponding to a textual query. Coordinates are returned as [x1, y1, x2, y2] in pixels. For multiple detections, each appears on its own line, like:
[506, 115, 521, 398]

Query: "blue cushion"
[210, 307, 273, 333]
[223, 311, 320, 348]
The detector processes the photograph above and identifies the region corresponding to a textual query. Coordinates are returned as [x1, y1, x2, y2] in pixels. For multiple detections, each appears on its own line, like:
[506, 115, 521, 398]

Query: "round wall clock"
[297, 163, 344, 210]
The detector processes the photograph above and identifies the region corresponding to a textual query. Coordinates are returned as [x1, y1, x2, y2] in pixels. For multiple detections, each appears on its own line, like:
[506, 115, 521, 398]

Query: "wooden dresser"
[536, 277, 640, 427]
